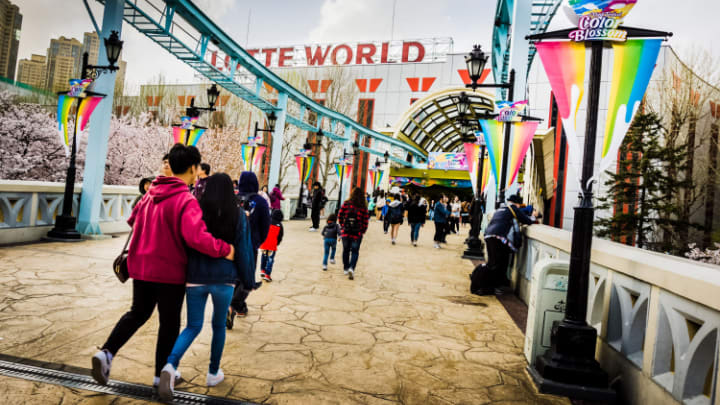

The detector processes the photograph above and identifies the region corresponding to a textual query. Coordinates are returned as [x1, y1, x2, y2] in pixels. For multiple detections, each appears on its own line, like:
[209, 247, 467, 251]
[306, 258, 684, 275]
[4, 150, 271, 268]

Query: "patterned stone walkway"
[0, 219, 569, 405]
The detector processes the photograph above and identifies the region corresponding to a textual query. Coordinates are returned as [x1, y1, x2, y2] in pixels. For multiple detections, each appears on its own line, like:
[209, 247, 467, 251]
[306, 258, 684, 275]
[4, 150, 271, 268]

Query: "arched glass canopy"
[392, 88, 495, 154]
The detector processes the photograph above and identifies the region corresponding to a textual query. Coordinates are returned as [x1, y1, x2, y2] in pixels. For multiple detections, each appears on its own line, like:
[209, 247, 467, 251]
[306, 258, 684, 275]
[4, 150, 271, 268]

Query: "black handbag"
[112, 231, 132, 283]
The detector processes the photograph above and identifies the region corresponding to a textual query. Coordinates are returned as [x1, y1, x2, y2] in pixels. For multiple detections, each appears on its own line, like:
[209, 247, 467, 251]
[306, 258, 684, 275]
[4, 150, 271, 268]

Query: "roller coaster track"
[95, 0, 426, 165]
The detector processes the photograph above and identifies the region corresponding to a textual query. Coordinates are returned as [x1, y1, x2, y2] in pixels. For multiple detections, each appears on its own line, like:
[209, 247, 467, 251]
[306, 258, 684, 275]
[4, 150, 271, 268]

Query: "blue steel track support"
[77, 0, 123, 234]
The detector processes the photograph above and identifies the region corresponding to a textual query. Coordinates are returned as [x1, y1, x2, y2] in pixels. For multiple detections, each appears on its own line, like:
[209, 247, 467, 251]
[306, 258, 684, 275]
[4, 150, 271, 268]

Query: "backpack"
[237, 192, 258, 215]
[506, 206, 523, 250]
[470, 263, 493, 295]
[389, 204, 403, 222]
[342, 205, 361, 235]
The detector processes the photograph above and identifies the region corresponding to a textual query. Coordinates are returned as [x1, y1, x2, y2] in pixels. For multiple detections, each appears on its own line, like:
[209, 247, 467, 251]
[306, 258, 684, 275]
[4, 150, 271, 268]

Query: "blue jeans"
[166, 284, 234, 374]
[410, 223, 422, 242]
[323, 238, 337, 265]
[342, 237, 362, 270]
[261, 250, 276, 275]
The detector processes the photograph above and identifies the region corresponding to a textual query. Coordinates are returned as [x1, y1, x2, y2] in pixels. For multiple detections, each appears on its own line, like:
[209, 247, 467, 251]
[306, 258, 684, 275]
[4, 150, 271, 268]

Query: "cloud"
[308, 0, 453, 44]
[193, 0, 238, 21]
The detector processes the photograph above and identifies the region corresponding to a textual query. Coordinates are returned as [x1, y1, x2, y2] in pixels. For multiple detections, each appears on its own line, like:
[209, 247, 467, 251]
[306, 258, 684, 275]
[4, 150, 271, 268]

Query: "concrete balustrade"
[514, 225, 720, 405]
[0, 180, 137, 244]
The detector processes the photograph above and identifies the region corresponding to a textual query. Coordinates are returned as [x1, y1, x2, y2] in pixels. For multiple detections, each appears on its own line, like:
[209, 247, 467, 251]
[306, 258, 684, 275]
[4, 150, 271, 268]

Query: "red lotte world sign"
[209, 38, 453, 71]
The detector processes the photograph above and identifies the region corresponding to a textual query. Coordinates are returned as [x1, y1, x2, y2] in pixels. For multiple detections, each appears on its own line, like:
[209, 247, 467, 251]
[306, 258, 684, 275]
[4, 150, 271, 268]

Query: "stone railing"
[513, 225, 720, 405]
[0, 180, 137, 244]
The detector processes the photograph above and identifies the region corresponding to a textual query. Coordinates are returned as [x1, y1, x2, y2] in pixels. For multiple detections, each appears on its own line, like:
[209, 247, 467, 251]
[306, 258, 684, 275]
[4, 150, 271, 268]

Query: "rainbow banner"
[368, 169, 384, 191]
[295, 155, 315, 183]
[76, 96, 102, 134]
[57, 95, 74, 147]
[172, 127, 206, 146]
[240, 144, 266, 171]
[508, 121, 540, 186]
[478, 119, 504, 191]
[535, 41, 586, 177]
[335, 163, 352, 182]
[56, 79, 103, 150]
[600, 39, 662, 173]
[463, 142, 490, 196]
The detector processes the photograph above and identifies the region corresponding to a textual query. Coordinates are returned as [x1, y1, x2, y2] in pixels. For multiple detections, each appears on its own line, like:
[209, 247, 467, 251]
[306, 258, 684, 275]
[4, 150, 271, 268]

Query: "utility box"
[524, 259, 570, 366]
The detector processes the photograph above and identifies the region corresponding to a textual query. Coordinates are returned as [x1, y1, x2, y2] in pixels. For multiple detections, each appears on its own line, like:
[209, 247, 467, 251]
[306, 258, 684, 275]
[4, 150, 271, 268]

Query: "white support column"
[77, 0, 124, 235]
[504, 0, 533, 200]
[267, 93, 288, 188]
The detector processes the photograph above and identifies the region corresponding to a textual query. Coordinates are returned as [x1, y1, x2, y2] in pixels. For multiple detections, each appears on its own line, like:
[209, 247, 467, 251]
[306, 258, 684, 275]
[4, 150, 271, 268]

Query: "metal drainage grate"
[0, 359, 255, 404]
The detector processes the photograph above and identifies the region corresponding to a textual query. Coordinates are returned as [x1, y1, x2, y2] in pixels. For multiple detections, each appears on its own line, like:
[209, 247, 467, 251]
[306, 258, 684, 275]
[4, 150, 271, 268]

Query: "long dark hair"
[199, 173, 238, 244]
[348, 187, 367, 209]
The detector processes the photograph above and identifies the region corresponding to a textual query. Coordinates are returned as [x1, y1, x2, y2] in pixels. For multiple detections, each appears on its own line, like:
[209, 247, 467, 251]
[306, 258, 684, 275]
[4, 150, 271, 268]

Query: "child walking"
[259, 209, 284, 282]
[321, 214, 341, 270]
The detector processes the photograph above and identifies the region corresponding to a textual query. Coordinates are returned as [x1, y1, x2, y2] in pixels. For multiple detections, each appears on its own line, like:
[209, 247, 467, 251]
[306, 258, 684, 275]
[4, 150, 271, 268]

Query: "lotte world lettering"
[208, 38, 453, 71]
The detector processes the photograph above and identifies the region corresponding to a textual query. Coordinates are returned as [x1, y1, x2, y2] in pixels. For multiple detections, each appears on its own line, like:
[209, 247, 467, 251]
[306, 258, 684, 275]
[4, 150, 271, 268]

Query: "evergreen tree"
[596, 111, 698, 254]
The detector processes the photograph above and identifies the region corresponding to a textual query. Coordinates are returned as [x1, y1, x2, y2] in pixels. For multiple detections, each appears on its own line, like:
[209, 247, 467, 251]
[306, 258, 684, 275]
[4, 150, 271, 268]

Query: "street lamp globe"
[207, 84, 220, 108]
[266, 111, 278, 128]
[104, 31, 124, 67]
[465, 44, 487, 86]
[456, 92, 471, 118]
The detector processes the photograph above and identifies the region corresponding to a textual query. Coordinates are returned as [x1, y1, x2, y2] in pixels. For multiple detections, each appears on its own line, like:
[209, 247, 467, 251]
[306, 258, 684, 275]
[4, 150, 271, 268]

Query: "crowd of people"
[91, 143, 537, 400]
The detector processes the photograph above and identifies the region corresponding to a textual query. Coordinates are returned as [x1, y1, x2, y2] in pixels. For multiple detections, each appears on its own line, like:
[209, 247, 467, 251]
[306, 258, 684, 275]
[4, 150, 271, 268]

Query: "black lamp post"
[243, 111, 276, 172]
[291, 129, 324, 220]
[524, 25, 672, 401]
[46, 32, 122, 241]
[335, 140, 360, 214]
[463, 124, 487, 260]
[464, 44, 516, 208]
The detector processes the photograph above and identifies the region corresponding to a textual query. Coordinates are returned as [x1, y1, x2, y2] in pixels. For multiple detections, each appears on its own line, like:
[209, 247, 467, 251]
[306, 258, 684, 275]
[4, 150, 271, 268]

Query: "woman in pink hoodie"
[270, 184, 284, 211]
[92, 144, 234, 388]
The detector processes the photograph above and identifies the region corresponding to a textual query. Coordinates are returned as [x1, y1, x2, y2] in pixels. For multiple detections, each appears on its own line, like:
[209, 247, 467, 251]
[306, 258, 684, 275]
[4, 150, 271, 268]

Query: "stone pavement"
[0, 218, 570, 405]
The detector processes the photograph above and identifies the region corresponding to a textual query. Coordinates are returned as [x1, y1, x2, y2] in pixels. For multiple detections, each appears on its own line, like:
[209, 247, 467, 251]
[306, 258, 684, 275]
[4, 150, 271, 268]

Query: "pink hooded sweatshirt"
[127, 176, 231, 285]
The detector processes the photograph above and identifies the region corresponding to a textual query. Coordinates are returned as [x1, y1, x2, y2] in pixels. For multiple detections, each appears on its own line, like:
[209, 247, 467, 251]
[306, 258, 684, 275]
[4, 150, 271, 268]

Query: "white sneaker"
[158, 363, 176, 401]
[348, 269, 354, 280]
[330, 259, 335, 264]
[91, 350, 112, 385]
[343, 269, 349, 275]
[434, 243, 440, 249]
[322, 264, 327, 271]
[391, 239, 396, 245]
[206, 369, 225, 387]
[309, 228, 317, 232]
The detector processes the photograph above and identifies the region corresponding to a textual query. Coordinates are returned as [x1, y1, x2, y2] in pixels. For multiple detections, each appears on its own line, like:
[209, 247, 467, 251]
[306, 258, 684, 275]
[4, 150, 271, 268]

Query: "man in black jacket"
[309, 182, 323, 231]
[479, 194, 537, 295]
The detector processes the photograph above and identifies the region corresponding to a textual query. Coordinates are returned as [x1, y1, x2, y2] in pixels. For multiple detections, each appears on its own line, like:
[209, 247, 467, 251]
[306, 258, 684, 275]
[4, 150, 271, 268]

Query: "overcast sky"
[12, 0, 720, 93]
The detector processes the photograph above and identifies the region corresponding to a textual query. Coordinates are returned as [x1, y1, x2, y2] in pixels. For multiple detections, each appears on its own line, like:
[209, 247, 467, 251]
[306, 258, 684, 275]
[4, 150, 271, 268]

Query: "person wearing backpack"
[320, 213, 341, 271]
[228, 171, 270, 321]
[338, 187, 369, 280]
[259, 209, 284, 282]
[387, 193, 405, 245]
[478, 194, 537, 295]
[158, 173, 255, 400]
[92, 144, 234, 388]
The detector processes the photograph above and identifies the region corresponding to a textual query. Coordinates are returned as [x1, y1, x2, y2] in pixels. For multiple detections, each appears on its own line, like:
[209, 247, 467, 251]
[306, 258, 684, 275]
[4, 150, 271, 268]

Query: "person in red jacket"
[259, 209, 284, 282]
[338, 187, 370, 280]
[91, 144, 234, 388]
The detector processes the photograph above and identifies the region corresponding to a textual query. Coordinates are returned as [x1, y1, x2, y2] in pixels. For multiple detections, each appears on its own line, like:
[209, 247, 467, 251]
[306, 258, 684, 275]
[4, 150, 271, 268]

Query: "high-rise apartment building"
[45, 36, 82, 93]
[16, 54, 45, 88]
[0, 0, 22, 80]
[82, 31, 126, 95]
